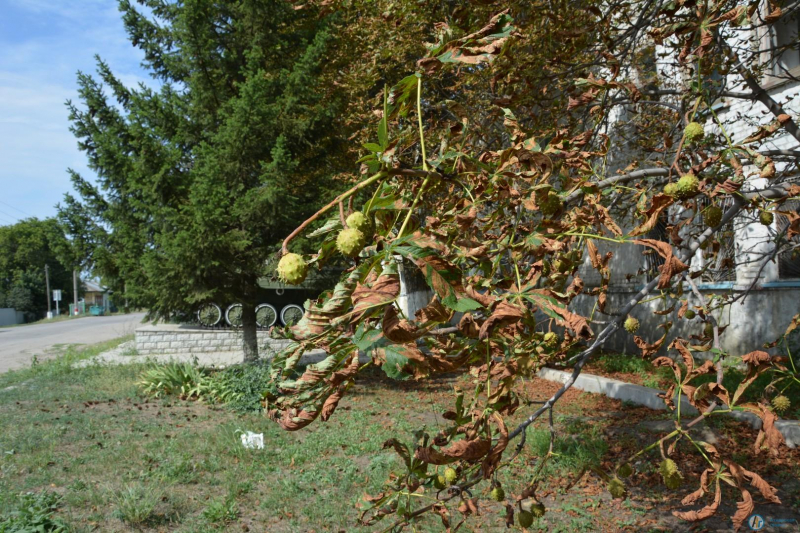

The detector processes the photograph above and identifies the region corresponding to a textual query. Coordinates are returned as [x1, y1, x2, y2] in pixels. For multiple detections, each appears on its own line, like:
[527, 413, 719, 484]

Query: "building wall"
[571, 286, 800, 356]
[573, 20, 800, 356]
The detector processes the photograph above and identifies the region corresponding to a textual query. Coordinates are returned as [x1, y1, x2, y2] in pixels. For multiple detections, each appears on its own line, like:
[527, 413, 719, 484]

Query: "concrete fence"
[0, 308, 24, 327]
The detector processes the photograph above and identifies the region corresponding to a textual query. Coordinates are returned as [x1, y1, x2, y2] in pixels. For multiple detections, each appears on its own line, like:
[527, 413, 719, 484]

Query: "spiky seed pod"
[539, 191, 562, 217]
[704, 322, 714, 338]
[659, 459, 683, 490]
[760, 211, 774, 226]
[553, 257, 572, 273]
[624, 317, 640, 334]
[617, 463, 634, 479]
[684, 309, 696, 320]
[663, 183, 678, 197]
[336, 228, 366, 257]
[531, 503, 546, 518]
[346, 211, 373, 237]
[684, 122, 705, 144]
[772, 395, 791, 414]
[675, 174, 699, 198]
[518, 510, 534, 528]
[490, 486, 505, 502]
[543, 332, 559, 348]
[608, 477, 627, 499]
[433, 475, 446, 490]
[444, 467, 458, 485]
[277, 253, 308, 285]
[703, 206, 723, 227]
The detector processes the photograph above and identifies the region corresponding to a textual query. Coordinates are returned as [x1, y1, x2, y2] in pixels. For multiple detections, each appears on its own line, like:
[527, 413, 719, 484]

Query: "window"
[777, 199, 800, 279]
[770, 10, 800, 74]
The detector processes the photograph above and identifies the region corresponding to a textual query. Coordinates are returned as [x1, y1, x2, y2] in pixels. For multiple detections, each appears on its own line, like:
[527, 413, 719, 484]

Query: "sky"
[0, 0, 154, 226]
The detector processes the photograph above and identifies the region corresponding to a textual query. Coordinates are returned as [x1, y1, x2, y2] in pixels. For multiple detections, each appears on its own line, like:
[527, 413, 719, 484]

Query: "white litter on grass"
[240, 431, 264, 449]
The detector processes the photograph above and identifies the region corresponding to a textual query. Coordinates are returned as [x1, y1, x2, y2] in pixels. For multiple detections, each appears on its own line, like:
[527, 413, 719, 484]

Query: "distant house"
[83, 280, 111, 312]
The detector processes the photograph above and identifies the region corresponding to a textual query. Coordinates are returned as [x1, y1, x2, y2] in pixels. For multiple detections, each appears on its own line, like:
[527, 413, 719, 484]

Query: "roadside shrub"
[137, 361, 273, 410]
[138, 362, 208, 399]
[215, 361, 276, 413]
[0, 491, 67, 533]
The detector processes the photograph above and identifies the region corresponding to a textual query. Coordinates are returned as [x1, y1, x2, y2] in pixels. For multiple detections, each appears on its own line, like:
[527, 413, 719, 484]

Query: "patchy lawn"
[0, 340, 798, 532]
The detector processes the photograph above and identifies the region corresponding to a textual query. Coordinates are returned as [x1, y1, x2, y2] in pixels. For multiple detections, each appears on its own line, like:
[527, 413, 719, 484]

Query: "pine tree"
[62, 0, 346, 361]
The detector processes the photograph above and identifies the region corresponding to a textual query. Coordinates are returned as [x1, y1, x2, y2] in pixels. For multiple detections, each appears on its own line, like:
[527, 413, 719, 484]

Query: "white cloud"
[0, 0, 156, 223]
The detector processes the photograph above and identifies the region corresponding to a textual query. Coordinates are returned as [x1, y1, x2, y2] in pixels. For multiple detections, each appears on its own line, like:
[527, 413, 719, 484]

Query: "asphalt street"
[0, 312, 147, 373]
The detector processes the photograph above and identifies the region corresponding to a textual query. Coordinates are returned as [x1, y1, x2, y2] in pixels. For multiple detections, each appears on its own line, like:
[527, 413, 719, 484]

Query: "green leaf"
[353, 324, 383, 352]
[525, 233, 543, 248]
[379, 344, 412, 380]
[363, 142, 383, 153]
[307, 217, 342, 237]
[443, 296, 483, 312]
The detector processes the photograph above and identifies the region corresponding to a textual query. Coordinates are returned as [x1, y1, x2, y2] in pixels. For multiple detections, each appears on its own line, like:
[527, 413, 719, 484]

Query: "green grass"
[0, 338, 430, 531]
[1, 339, 796, 532]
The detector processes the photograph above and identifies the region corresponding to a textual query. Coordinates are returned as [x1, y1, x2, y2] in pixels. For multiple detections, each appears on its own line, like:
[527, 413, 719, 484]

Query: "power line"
[0, 209, 20, 223]
[0, 200, 33, 218]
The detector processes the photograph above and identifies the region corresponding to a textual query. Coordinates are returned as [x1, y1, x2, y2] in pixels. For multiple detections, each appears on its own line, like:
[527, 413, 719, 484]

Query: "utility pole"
[45, 264, 51, 316]
[73, 269, 78, 315]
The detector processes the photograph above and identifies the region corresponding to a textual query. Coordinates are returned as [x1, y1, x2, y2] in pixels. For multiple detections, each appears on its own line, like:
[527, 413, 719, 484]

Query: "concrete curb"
[537, 367, 799, 449]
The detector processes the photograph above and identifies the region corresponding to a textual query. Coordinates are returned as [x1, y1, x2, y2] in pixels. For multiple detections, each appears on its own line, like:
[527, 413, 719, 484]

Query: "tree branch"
[509, 183, 794, 441]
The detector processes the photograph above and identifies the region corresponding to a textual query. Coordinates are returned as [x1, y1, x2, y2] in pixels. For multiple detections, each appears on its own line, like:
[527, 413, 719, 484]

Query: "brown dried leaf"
[382, 306, 422, 343]
[631, 194, 673, 236]
[482, 413, 508, 479]
[458, 313, 480, 338]
[681, 469, 712, 505]
[672, 478, 721, 521]
[634, 330, 668, 358]
[670, 339, 694, 377]
[478, 301, 525, 340]
[732, 490, 754, 532]
[320, 387, 345, 421]
[755, 406, 784, 454]
[348, 270, 401, 324]
[635, 239, 688, 289]
[415, 438, 492, 465]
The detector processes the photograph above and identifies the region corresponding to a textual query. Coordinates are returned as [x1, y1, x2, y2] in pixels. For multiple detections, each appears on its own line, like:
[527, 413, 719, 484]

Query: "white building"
[574, 6, 800, 355]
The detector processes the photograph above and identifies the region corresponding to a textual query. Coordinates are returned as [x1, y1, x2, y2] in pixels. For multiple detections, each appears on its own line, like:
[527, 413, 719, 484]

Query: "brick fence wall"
[135, 325, 293, 356]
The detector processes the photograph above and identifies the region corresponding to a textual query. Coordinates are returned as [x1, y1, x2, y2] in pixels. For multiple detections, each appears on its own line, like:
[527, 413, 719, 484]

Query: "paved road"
[0, 312, 147, 373]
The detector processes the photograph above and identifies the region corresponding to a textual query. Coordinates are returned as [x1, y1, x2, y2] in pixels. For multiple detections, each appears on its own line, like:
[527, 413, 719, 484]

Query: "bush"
[138, 361, 274, 411]
[138, 362, 208, 399]
[215, 361, 276, 413]
[0, 491, 67, 533]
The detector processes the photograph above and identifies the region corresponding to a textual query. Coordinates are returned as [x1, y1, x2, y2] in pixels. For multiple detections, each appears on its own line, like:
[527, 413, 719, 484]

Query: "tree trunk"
[241, 303, 259, 363]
